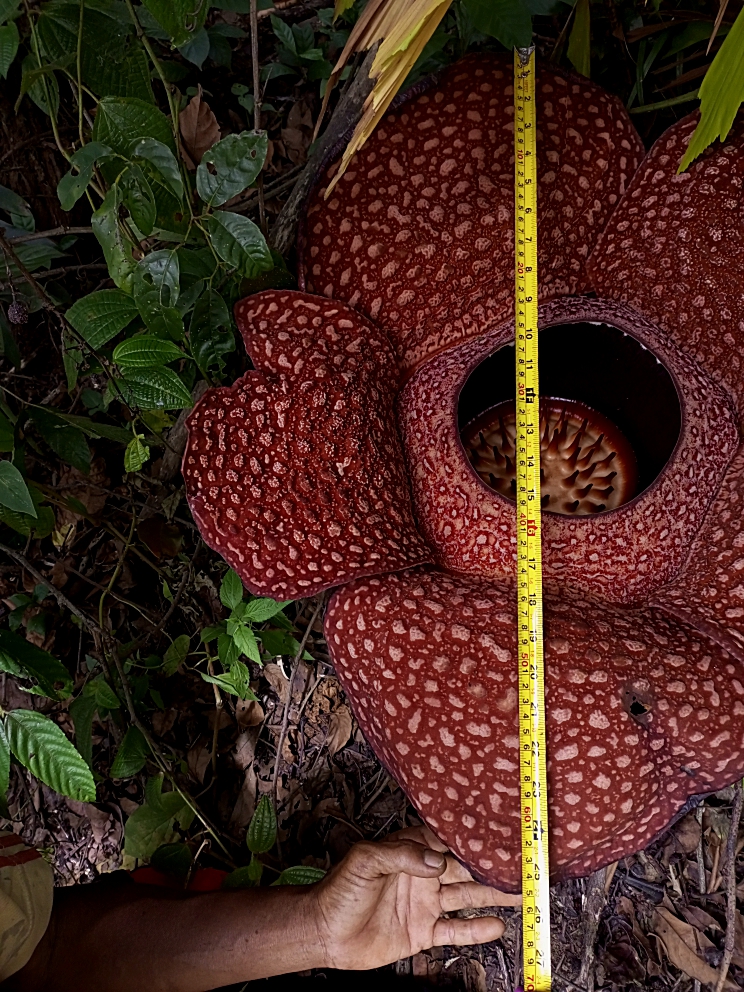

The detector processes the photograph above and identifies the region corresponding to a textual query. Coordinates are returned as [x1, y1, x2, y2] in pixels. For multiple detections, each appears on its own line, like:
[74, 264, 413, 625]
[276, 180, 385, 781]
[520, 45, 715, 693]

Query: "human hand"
[309, 826, 521, 970]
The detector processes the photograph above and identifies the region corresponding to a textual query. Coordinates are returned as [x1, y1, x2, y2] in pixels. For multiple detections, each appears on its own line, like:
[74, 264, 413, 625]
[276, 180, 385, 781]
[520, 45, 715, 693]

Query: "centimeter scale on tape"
[514, 46, 552, 992]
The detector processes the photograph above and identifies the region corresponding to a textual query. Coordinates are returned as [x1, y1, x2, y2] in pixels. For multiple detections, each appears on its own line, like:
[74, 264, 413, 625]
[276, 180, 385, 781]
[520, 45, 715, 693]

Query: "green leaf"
[0, 1, 20, 27]
[0, 629, 73, 698]
[140, 0, 209, 48]
[66, 289, 139, 349]
[6, 710, 95, 801]
[0, 721, 10, 817]
[0, 487, 54, 539]
[0, 461, 36, 516]
[246, 794, 277, 854]
[133, 138, 184, 200]
[679, 5, 744, 171]
[20, 52, 60, 119]
[92, 187, 136, 293]
[196, 131, 268, 207]
[84, 676, 120, 711]
[272, 865, 326, 886]
[118, 367, 193, 410]
[70, 694, 96, 769]
[120, 164, 156, 237]
[208, 210, 273, 278]
[220, 569, 244, 610]
[179, 26, 210, 68]
[57, 141, 113, 211]
[114, 335, 184, 369]
[124, 780, 190, 860]
[201, 660, 255, 699]
[222, 855, 263, 888]
[0, 20, 19, 79]
[27, 407, 91, 474]
[243, 597, 286, 623]
[462, 0, 532, 50]
[259, 628, 302, 658]
[567, 0, 591, 78]
[231, 623, 261, 664]
[189, 290, 234, 373]
[124, 434, 149, 473]
[0, 184, 32, 232]
[55, 412, 134, 445]
[150, 842, 192, 877]
[137, 250, 180, 308]
[271, 14, 296, 54]
[93, 96, 174, 158]
[110, 725, 149, 779]
[163, 633, 190, 676]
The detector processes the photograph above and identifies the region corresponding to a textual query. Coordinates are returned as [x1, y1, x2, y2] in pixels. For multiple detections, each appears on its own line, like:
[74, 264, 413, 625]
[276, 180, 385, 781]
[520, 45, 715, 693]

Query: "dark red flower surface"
[183, 53, 744, 891]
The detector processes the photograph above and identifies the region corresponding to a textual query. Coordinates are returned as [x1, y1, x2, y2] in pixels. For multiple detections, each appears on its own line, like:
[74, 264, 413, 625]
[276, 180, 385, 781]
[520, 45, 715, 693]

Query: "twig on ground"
[715, 779, 744, 992]
[578, 866, 609, 992]
[6, 227, 94, 244]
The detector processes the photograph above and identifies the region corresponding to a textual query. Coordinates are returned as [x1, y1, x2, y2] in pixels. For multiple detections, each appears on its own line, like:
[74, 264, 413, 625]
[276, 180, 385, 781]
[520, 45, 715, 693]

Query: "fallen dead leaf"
[56, 458, 109, 533]
[601, 938, 646, 986]
[138, 516, 183, 559]
[682, 905, 722, 933]
[187, 741, 211, 784]
[180, 87, 221, 169]
[664, 812, 702, 860]
[327, 704, 353, 756]
[236, 698, 264, 728]
[653, 908, 736, 988]
[263, 662, 289, 705]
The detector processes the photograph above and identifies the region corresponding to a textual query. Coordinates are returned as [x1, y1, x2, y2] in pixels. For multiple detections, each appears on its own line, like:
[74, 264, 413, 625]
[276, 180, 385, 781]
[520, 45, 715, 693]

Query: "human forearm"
[5, 877, 326, 992]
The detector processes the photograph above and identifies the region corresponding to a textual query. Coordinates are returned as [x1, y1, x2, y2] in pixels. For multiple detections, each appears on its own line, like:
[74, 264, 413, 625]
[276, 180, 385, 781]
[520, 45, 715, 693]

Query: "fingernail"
[423, 849, 445, 868]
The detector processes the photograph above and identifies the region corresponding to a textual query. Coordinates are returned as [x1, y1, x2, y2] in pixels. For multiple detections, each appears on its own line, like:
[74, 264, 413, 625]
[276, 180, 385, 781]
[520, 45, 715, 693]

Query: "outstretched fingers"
[440, 881, 522, 913]
[432, 914, 506, 947]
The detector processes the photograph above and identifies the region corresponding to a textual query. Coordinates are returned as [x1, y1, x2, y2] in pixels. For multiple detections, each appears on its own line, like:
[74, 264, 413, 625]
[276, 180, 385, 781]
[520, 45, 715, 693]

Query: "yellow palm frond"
[321, 0, 452, 196]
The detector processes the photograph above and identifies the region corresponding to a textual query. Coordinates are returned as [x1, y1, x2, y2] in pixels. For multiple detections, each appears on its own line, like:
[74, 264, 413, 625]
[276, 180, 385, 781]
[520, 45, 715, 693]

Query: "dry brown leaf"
[187, 741, 211, 784]
[671, 813, 702, 854]
[263, 662, 289, 705]
[179, 88, 221, 169]
[56, 457, 109, 534]
[235, 698, 264, 728]
[682, 906, 722, 933]
[327, 704, 353, 756]
[653, 908, 736, 988]
[616, 896, 657, 960]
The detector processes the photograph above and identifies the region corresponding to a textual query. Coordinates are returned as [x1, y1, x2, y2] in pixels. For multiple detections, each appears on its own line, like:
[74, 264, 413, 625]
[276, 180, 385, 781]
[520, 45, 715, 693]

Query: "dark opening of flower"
[184, 53, 744, 893]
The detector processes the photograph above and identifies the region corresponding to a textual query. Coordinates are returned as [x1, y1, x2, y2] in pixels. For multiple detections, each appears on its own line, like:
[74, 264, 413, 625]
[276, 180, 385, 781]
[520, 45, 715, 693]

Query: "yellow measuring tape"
[514, 46, 552, 992]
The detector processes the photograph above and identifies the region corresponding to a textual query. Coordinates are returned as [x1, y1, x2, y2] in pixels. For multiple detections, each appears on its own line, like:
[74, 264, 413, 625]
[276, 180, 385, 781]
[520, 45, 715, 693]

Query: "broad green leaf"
[258, 629, 302, 658]
[272, 865, 326, 886]
[179, 26, 210, 68]
[0, 184, 32, 229]
[69, 693, 96, 769]
[163, 634, 190, 675]
[271, 14, 296, 53]
[222, 856, 263, 888]
[93, 96, 174, 157]
[66, 289, 139, 349]
[220, 569, 244, 610]
[462, 0, 532, 50]
[124, 787, 190, 860]
[84, 676, 120, 711]
[137, 250, 180, 308]
[0, 0, 20, 26]
[6, 710, 95, 801]
[21, 52, 59, 119]
[140, 0, 209, 48]
[133, 284, 185, 341]
[196, 131, 268, 207]
[150, 842, 192, 877]
[0, 721, 10, 817]
[0, 628, 73, 698]
[124, 434, 149, 472]
[208, 211, 273, 278]
[118, 367, 193, 409]
[92, 187, 136, 292]
[0, 461, 35, 516]
[679, 5, 744, 171]
[55, 412, 134, 445]
[201, 660, 255, 699]
[567, 0, 591, 78]
[189, 290, 234, 373]
[110, 725, 149, 778]
[133, 138, 184, 200]
[231, 624, 261, 664]
[27, 407, 91, 474]
[246, 794, 277, 854]
[243, 598, 286, 623]
[0, 20, 19, 79]
[114, 335, 184, 369]
[57, 141, 113, 211]
[120, 164, 156, 237]
[0, 486, 54, 539]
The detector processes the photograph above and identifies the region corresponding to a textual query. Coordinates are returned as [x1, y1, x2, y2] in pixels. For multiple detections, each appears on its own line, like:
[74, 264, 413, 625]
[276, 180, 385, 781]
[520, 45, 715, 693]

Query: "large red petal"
[182, 291, 432, 598]
[653, 442, 744, 661]
[301, 53, 643, 376]
[326, 567, 744, 891]
[588, 112, 744, 417]
[398, 297, 738, 604]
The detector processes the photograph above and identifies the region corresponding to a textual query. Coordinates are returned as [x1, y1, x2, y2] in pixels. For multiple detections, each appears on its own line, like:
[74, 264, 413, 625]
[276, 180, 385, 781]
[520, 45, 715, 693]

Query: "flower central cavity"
[457, 321, 682, 516]
[462, 398, 637, 514]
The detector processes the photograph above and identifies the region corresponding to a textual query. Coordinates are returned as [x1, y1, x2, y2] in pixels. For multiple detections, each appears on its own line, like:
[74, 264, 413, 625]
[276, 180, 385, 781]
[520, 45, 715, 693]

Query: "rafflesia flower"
[183, 53, 744, 892]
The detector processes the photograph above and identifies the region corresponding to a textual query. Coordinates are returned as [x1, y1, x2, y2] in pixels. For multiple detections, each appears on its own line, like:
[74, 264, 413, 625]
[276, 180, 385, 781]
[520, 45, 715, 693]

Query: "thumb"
[344, 840, 447, 882]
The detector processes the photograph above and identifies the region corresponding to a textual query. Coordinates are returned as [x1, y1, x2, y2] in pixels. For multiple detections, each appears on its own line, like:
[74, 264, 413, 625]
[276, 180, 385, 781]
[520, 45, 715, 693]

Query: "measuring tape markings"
[514, 47, 552, 992]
